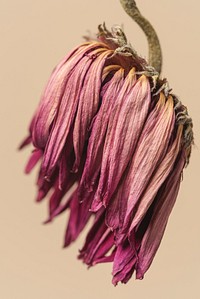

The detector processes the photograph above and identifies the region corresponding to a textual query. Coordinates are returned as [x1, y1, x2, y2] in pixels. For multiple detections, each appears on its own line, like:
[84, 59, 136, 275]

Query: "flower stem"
[120, 0, 162, 74]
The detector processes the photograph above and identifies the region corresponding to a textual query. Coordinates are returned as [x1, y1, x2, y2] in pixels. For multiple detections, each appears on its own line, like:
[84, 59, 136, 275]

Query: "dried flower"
[20, 0, 193, 285]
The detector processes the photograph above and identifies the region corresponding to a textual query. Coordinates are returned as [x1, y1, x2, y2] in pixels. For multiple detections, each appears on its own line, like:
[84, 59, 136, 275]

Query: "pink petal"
[113, 241, 135, 276]
[72, 49, 114, 172]
[119, 94, 175, 235]
[93, 74, 151, 211]
[19, 135, 32, 150]
[46, 192, 73, 221]
[47, 176, 77, 222]
[112, 256, 137, 285]
[64, 189, 94, 247]
[25, 149, 43, 174]
[57, 127, 75, 190]
[105, 181, 124, 230]
[90, 232, 114, 265]
[32, 42, 106, 149]
[78, 210, 109, 265]
[41, 48, 108, 179]
[78, 68, 124, 198]
[128, 125, 183, 234]
[112, 238, 138, 285]
[92, 250, 115, 265]
[136, 148, 186, 279]
[35, 168, 58, 202]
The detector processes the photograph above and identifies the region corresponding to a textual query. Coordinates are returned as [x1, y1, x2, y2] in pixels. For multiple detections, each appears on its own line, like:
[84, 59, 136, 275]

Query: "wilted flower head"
[20, 1, 193, 285]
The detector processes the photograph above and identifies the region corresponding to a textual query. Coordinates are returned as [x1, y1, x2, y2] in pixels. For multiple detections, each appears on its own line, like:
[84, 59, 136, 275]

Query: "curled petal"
[64, 189, 94, 247]
[93, 73, 151, 210]
[79, 211, 114, 266]
[35, 168, 58, 202]
[105, 183, 123, 231]
[33, 42, 107, 149]
[72, 50, 114, 172]
[128, 125, 183, 235]
[20, 25, 193, 285]
[136, 150, 186, 278]
[119, 94, 175, 235]
[112, 256, 137, 285]
[41, 48, 110, 179]
[46, 176, 77, 222]
[79, 68, 124, 197]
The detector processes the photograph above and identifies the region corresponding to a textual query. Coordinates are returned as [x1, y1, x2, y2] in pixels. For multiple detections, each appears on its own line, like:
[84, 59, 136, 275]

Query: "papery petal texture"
[20, 25, 193, 285]
[92, 73, 151, 211]
[119, 93, 175, 236]
[79, 67, 124, 195]
[136, 148, 186, 279]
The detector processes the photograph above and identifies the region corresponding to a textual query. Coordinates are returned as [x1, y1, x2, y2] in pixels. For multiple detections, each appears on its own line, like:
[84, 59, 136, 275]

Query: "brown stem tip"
[120, 0, 162, 74]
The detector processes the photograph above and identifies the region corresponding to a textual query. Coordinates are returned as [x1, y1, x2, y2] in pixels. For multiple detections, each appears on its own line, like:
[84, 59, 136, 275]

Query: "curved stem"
[120, 0, 162, 74]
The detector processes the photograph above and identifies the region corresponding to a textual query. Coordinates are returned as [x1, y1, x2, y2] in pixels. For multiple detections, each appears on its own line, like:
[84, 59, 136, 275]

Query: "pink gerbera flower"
[20, 0, 193, 285]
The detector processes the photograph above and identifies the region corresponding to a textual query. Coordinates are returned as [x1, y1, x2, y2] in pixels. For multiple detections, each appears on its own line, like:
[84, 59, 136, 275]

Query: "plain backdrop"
[1, 0, 200, 298]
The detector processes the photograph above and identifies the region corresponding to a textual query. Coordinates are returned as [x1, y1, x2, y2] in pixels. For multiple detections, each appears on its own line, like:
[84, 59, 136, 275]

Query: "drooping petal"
[47, 175, 77, 222]
[79, 210, 115, 266]
[105, 164, 130, 231]
[72, 49, 114, 172]
[92, 250, 116, 265]
[136, 147, 186, 279]
[112, 256, 137, 285]
[35, 168, 58, 202]
[105, 182, 123, 231]
[64, 188, 95, 247]
[57, 127, 75, 190]
[46, 189, 74, 221]
[20, 24, 193, 286]
[78, 68, 124, 196]
[32, 42, 107, 149]
[41, 48, 110, 179]
[128, 124, 183, 235]
[25, 149, 43, 174]
[119, 94, 175, 236]
[90, 233, 115, 266]
[92, 73, 151, 211]
[112, 236, 140, 285]
[113, 240, 135, 276]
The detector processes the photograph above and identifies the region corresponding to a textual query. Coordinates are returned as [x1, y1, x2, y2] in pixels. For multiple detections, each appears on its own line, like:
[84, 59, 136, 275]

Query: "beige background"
[1, 0, 200, 298]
